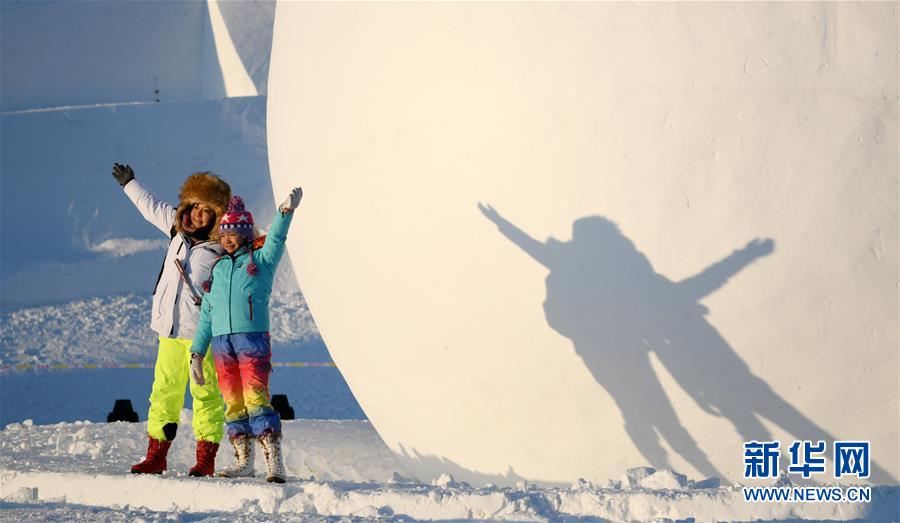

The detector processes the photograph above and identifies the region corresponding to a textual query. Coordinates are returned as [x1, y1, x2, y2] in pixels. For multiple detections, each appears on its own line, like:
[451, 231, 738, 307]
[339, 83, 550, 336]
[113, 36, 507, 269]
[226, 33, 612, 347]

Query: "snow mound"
[0, 288, 355, 428]
[2, 288, 321, 368]
[2, 294, 156, 368]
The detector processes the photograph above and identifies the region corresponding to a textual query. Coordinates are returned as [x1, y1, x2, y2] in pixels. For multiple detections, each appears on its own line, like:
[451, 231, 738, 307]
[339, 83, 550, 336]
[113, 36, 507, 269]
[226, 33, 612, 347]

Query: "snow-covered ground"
[4, 417, 897, 522]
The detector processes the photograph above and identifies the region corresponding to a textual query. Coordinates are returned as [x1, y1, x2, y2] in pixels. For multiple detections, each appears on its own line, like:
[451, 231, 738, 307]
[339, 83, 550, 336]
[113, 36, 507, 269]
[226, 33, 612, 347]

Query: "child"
[189, 187, 302, 483]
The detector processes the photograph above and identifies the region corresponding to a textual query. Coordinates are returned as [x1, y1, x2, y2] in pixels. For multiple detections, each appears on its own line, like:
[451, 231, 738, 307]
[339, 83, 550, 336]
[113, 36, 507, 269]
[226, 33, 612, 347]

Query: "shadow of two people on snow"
[478, 203, 893, 484]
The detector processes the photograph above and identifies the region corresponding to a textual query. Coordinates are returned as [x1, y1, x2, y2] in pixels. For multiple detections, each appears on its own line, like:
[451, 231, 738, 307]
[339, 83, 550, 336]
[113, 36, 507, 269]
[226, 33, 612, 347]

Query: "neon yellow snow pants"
[147, 337, 224, 443]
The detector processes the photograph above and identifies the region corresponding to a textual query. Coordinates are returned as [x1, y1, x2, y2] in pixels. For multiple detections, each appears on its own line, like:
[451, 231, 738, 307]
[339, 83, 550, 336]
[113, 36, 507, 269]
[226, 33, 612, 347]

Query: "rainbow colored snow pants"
[211, 332, 281, 438]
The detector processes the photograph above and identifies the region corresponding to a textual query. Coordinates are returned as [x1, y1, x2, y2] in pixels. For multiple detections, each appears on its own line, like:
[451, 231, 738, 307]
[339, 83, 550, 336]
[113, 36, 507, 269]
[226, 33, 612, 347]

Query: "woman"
[112, 162, 230, 476]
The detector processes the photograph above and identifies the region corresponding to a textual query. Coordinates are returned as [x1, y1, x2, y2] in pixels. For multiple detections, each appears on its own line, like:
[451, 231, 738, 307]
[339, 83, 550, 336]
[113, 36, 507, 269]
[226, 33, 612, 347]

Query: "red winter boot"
[131, 436, 172, 474]
[189, 440, 220, 477]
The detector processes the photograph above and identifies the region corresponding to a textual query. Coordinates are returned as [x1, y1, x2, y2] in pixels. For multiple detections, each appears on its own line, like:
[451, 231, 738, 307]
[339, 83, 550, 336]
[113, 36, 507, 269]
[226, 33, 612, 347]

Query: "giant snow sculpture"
[267, 3, 898, 486]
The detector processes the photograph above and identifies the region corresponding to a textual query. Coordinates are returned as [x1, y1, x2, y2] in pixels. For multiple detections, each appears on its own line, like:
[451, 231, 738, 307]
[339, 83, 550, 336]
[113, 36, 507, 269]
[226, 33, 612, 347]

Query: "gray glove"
[280, 186, 303, 212]
[112, 163, 135, 187]
[189, 352, 206, 386]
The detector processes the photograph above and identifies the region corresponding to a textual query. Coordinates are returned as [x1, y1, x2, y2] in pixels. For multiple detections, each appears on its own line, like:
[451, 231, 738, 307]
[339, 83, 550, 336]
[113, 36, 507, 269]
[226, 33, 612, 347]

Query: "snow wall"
[268, 3, 898, 487]
[1, 0, 275, 306]
[0, 0, 271, 111]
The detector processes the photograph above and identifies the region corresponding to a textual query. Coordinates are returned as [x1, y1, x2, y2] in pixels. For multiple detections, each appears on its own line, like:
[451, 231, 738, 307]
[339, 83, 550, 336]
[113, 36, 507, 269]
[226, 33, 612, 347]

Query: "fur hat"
[174, 172, 231, 240]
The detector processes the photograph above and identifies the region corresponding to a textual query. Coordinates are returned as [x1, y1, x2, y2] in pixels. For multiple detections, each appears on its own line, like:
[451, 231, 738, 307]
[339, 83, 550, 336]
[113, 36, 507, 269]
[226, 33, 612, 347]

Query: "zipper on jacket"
[171, 239, 191, 336]
[228, 256, 235, 334]
[153, 236, 184, 296]
[152, 258, 166, 296]
[248, 294, 253, 321]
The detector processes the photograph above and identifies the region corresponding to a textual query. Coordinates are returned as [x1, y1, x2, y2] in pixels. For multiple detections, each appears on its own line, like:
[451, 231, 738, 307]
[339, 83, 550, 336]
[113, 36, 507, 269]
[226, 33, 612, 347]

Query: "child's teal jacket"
[190, 209, 294, 355]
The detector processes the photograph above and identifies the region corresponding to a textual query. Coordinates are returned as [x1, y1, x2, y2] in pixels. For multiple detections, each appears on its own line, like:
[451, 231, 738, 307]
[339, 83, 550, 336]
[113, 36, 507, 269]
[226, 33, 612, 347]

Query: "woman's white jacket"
[123, 179, 224, 340]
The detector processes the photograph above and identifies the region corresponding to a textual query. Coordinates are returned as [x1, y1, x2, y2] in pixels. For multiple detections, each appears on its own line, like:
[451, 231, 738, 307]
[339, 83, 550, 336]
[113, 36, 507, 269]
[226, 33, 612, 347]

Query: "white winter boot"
[258, 433, 287, 483]
[217, 434, 255, 478]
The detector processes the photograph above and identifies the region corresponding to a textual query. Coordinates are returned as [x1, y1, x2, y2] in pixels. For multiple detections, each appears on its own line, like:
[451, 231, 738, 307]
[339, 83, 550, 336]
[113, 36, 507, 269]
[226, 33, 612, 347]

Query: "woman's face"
[183, 203, 216, 234]
[220, 231, 245, 254]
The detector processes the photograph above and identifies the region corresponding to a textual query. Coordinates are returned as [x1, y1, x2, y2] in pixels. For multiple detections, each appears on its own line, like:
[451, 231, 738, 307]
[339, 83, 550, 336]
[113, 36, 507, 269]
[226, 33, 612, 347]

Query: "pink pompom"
[246, 262, 258, 276]
[227, 196, 246, 212]
[201, 280, 212, 293]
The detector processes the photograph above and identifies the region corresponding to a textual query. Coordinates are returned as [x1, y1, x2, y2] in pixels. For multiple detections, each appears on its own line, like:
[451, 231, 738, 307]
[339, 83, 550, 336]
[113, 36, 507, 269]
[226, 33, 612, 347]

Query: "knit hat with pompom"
[219, 196, 255, 240]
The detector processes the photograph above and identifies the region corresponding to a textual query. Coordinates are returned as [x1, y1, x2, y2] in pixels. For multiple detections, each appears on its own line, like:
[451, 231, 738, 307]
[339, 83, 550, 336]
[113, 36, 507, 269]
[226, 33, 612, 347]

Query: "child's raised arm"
[256, 187, 302, 267]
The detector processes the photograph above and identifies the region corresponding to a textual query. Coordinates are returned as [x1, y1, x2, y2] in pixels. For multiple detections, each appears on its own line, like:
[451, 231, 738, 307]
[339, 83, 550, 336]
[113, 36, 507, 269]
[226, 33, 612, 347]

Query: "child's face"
[220, 231, 246, 254]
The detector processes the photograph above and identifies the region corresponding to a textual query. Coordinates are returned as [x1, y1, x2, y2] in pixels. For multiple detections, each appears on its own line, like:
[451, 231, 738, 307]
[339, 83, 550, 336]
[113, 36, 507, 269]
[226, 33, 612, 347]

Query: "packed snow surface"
[3, 418, 896, 522]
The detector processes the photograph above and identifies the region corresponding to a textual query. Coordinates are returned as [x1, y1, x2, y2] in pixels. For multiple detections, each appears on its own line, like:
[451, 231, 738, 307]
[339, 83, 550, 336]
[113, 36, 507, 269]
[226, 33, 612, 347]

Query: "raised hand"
[280, 186, 303, 212]
[742, 238, 775, 258]
[111, 163, 135, 187]
[478, 202, 502, 224]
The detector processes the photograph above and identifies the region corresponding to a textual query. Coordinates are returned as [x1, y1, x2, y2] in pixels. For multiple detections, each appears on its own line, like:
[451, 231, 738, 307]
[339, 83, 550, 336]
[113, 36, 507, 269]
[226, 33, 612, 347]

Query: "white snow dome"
[268, 3, 898, 486]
